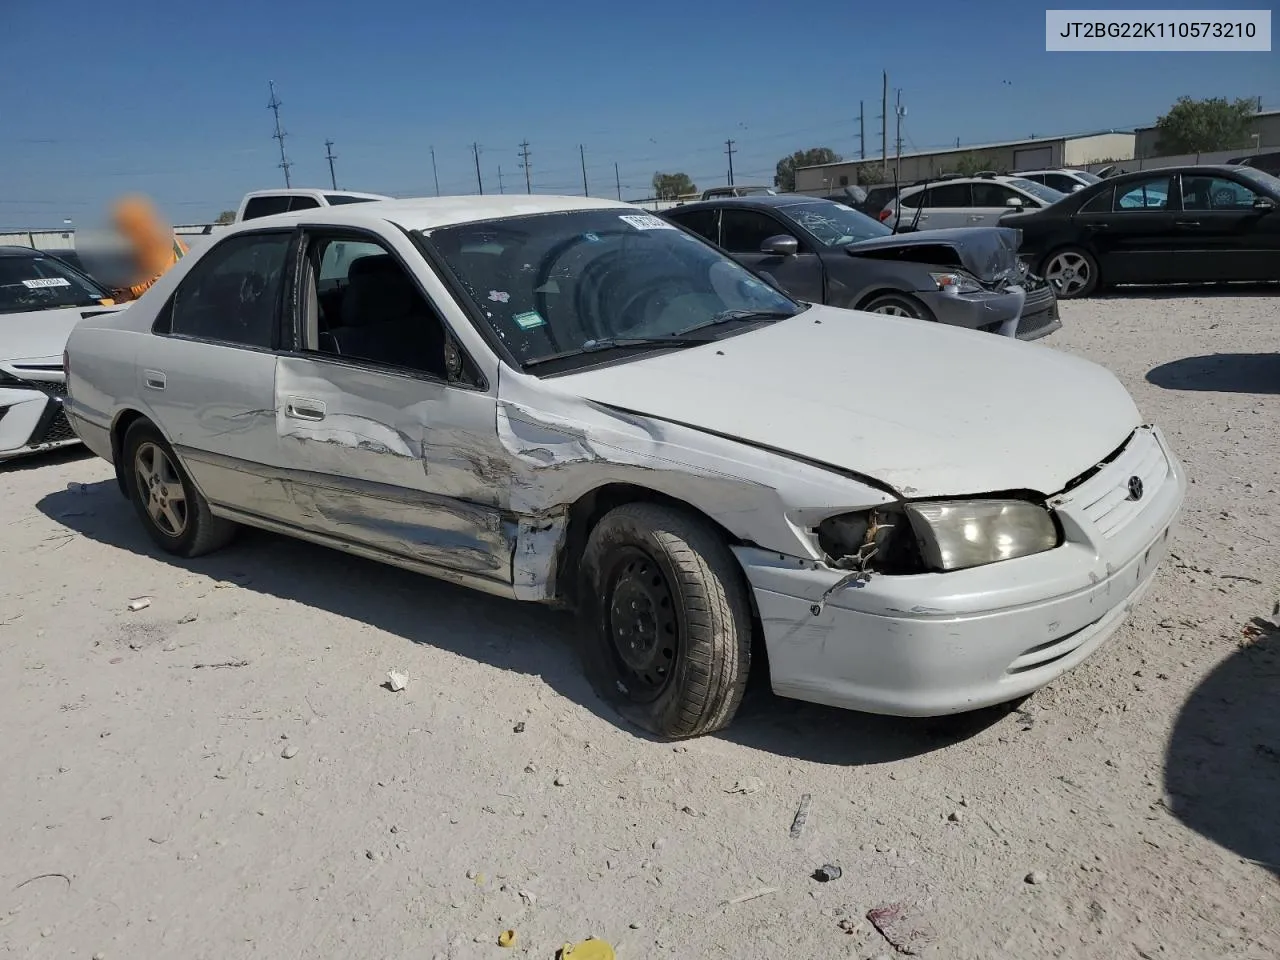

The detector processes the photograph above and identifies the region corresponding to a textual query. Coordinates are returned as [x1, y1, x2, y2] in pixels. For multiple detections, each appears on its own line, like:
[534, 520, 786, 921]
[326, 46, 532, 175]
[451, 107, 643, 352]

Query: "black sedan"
[664, 195, 1060, 340]
[1001, 164, 1280, 299]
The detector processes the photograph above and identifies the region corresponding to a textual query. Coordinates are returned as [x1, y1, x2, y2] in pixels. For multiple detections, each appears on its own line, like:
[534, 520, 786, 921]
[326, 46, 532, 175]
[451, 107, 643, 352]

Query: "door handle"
[968, 216, 984, 222]
[285, 397, 327, 421]
[143, 369, 166, 390]
[918, 214, 929, 220]
[1085, 222, 1110, 231]
[1175, 220, 1201, 227]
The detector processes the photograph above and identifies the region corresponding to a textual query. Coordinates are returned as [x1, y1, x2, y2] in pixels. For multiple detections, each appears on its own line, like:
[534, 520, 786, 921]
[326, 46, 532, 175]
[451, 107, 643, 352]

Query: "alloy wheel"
[1044, 252, 1092, 297]
[134, 442, 188, 537]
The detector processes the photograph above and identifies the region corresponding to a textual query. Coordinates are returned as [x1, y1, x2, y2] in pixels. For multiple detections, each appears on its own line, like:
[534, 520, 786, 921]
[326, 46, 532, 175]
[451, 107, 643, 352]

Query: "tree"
[950, 152, 988, 176]
[1155, 96, 1257, 154]
[855, 164, 886, 186]
[774, 147, 842, 192]
[214, 210, 236, 225]
[652, 172, 696, 200]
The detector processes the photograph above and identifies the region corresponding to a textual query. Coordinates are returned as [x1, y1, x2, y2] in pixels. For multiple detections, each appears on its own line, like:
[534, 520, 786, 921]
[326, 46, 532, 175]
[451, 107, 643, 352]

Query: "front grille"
[1017, 308, 1059, 337]
[6, 373, 66, 398]
[1077, 430, 1170, 539]
[35, 406, 77, 445]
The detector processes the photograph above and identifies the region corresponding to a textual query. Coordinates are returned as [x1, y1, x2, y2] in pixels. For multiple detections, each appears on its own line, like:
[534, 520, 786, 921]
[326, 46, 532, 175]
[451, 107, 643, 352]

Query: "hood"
[1, 305, 125, 369]
[846, 226, 1022, 284]
[553, 306, 1140, 499]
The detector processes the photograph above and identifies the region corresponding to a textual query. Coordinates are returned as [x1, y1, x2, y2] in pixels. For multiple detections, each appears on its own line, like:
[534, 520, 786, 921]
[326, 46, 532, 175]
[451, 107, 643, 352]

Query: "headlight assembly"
[929, 271, 983, 295]
[907, 500, 1059, 571]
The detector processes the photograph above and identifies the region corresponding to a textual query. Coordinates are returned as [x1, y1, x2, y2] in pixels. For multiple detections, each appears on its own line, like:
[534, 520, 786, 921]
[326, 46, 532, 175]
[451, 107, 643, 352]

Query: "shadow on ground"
[0, 446, 94, 474]
[37, 481, 1009, 765]
[1146, 353, 1280, 395]
[1090, 282, 1279, 301]
[1165, 622, 1280, 876]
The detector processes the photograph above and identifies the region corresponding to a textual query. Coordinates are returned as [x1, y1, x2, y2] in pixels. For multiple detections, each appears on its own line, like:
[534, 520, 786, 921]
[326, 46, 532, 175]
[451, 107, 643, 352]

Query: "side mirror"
[760, 234, 799, 256]
[1071, 184, 1085, 192]
[1253, 196, 1276, 211]
[1005, 197, 1024, 208]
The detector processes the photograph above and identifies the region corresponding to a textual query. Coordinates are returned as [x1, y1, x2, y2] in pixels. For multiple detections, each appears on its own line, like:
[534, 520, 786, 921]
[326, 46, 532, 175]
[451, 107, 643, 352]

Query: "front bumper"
[0, 380, 78, 461]
[1015, 277, 1061, 341]
[920, 286, 1023, 337]
[735, 426, 1186, 716]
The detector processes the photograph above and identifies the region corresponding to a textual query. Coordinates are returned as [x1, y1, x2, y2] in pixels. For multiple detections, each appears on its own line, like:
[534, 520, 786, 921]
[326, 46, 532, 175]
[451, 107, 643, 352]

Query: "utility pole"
[880, 71, 888, 178]
[472, 143, 484, 195]
[858, 100, 866, 159]
[267, 81, 292, 188]
[430, 145, 440, 196]
[324, 139, 338, 190]
[894, 88, 904, 182]
[498, 165, 505, 194]
[614, 161, 622, 201]
[579, 144, 589, 196]
[518, 140, 532, 193]
[724, 138, 736, 186]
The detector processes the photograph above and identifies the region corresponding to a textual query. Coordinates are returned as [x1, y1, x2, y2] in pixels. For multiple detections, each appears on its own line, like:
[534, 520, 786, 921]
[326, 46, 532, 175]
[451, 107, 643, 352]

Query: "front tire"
[862, 292, 936, 321]
[123, 419, 236, 557]
[1041, 246, 1100, 299]
[578, 503, 753, 739]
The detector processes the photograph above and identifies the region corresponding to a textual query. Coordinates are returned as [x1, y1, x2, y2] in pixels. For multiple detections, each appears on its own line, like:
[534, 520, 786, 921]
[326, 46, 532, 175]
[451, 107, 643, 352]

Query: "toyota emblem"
[1127, 476, 1144, 501]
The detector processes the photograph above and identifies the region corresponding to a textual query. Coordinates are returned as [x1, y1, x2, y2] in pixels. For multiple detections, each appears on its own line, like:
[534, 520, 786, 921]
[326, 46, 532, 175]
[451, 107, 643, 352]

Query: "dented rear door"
[270, 356, 514, 585]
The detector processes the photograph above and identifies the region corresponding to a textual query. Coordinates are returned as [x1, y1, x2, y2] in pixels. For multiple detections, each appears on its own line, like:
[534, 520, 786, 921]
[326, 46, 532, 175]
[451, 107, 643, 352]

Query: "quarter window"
[1078, 186, 1114, 213]
[167, 232, 291, 348]
[288, 196, 321, 211]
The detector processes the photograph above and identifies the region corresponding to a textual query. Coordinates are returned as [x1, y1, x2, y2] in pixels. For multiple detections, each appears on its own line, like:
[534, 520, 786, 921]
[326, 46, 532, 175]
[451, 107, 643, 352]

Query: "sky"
[2, 0, 1275, 228]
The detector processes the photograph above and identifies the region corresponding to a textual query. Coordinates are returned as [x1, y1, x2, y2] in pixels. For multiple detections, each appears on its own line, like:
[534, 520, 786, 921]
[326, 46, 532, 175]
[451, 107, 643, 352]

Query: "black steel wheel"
[578, 502, 753, 739]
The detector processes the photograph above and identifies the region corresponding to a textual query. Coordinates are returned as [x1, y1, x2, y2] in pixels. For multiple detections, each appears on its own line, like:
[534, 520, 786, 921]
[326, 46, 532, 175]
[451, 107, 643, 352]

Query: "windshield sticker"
[488, 290, 510, 303]
[619, 214, 675, 231]
[22, 278, 72, 289]
[513, 310, 546, 331]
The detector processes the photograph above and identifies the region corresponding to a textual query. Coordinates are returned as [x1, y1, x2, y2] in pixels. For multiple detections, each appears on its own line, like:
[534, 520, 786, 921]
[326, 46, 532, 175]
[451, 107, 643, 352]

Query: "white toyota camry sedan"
[63, 196, 1185, 738]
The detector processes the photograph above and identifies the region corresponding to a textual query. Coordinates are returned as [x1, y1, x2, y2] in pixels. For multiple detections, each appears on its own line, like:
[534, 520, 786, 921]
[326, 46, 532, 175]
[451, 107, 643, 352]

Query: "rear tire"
[123, 419, 236, 558]
[1041, 246, 1100, 299]
[578, 503, 753, 739]
[861, 292, 937, 321]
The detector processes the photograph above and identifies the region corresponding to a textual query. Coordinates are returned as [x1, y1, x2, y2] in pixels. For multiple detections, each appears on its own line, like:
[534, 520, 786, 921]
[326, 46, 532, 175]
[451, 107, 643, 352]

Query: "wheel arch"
[109, 408, 150, 499]
[553, 482, 769, 677]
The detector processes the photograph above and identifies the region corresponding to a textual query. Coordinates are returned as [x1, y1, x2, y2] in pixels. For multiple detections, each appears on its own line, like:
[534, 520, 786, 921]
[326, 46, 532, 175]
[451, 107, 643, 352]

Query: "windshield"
[1004, 178, 1068, 204]
[0, 254, 112, 315]
[1075, 170, 1103, 185]
[1234, 166, 1280, 194]
[426, 209, 801, 367]
[777, 199, 891, 245]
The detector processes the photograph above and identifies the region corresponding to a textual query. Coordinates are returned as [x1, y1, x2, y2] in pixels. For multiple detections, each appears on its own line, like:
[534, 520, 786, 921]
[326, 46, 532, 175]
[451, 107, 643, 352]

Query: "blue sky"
[2, 0, 1274, 228]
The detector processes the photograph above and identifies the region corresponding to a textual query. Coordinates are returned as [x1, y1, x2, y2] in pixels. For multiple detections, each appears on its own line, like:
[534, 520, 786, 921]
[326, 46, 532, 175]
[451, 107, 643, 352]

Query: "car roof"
[241, 188, 390, 200]
[667, 194, 838, 213]
[222, 194, 636, 233]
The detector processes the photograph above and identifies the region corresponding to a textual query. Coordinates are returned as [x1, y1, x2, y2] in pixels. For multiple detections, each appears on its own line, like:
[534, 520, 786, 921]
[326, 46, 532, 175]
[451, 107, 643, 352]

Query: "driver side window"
[720, 209, 803, 253]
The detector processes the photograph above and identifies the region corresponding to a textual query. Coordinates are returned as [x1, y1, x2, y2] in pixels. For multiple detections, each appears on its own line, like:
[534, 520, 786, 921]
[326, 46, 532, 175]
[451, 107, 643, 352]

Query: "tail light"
[878, 208, 893, 222]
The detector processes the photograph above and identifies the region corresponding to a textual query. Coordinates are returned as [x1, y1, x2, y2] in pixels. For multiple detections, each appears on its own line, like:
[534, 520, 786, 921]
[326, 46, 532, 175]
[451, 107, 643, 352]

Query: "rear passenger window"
[1115, 176, 1172, 210]
[288, 196, 321, 212]
[927, 183, 972, 207]
[667, 208, 719, 244]
[241, 195, 292, 220]
[167, 232, 291, 348]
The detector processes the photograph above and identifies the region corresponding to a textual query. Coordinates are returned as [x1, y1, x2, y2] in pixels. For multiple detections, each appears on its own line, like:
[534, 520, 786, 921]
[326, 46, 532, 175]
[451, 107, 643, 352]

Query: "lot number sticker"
[22, 278, 71, 289]
[513, 310, 546, 330]
[619, 214, 675, 231]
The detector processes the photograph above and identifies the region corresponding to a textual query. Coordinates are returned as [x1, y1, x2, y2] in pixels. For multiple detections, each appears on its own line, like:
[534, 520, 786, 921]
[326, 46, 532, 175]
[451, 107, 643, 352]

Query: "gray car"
[664, 195, 1060, 340]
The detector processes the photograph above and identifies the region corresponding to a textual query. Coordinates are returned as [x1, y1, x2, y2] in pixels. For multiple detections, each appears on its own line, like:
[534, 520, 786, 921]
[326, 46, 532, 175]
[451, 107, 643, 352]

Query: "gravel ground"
[1, 292, 1277, 960]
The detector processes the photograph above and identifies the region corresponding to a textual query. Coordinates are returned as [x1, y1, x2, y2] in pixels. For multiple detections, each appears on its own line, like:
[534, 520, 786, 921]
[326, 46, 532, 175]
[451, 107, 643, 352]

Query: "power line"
[518, 140, 532, 193]
[324, 139, 338, 190]
[267, 81, 292, 188]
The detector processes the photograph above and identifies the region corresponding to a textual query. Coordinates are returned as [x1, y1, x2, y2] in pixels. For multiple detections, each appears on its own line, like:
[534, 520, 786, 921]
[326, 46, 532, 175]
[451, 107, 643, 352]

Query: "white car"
[1, 246, 124, 461]
[1015, 168, 1104, 194]
[63, 196, 1185, 737]
[882, 175, 1068, 230]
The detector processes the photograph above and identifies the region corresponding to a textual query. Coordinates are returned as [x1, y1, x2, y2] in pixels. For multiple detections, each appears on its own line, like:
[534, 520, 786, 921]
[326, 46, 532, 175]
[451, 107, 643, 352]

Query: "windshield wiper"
[523, 333, 718, 368]
[675, 307, 799, 336]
